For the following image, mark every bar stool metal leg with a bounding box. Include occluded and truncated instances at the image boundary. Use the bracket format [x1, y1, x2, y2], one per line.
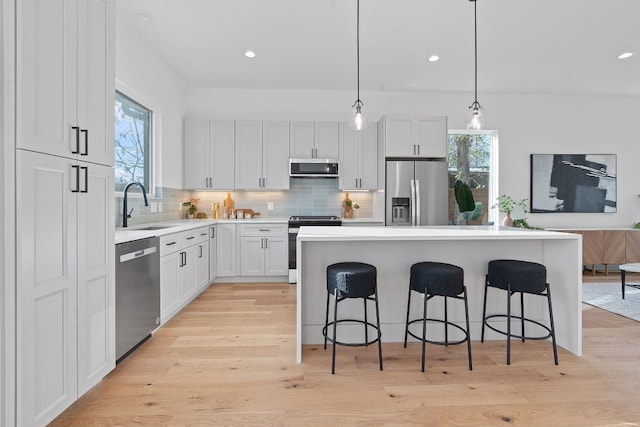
[404, 285, 412, 347]
[364, 298, 368, 347]
[463, 287, 473, 371]
[324, 291, 330, 350]
[520, 292, 525, 343]
[422, 287, 428, 372]
[331, 289, 338, 374]
[507, 284, 512, 366]
[374, 288, 383, 371]
[444, 296, 449, 346]
[547, 284, 559, 365]
[481, 276, 489, 342]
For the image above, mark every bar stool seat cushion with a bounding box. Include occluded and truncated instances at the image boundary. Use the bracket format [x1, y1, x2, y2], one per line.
[487, 259, 546, 294]
[327, 262, 377, 298]
[410, 262, 464, 296]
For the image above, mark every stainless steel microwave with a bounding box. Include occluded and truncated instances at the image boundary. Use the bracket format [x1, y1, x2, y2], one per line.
[289, 158, 339, 178]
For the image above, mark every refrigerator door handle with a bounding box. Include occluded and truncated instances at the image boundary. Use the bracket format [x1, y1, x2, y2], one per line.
[410, 179, 416, 226]
[415, 179, 421, 225]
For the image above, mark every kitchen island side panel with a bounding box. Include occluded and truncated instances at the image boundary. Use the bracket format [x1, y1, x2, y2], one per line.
[296, 230, 581, 363]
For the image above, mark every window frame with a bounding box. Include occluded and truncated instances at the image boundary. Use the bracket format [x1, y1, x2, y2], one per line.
[447, 129, 499, 224]
[114, 81, 158, 197]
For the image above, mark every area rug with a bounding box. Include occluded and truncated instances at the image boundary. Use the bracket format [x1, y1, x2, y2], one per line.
[582, 282, 640, 322]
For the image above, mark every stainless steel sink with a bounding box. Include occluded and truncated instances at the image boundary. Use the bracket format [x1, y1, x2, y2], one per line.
[135, 226, 172, 231]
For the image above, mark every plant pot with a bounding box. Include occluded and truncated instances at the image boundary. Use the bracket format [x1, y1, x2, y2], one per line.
[502, 212, 513, 227]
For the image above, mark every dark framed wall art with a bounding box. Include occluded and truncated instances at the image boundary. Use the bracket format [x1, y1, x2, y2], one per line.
[530, 154, 617, 213]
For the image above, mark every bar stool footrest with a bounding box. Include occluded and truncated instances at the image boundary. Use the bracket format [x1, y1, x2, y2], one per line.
[484, 314, 553, 341]
[322, 319, 381, 347]
[406, 318, 470, 346]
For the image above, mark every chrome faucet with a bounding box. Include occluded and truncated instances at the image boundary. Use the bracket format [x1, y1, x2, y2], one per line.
[122, 182, 149, 227]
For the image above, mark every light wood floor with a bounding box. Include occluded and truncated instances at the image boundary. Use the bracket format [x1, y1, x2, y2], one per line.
[51, 275, 640, 426]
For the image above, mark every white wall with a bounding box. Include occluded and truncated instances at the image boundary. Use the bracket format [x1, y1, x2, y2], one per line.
[187, 88, 640, 229]
[116, 19, 188, 189]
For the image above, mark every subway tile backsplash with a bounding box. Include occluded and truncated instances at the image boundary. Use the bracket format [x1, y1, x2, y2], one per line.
[115, 179, 375, 226]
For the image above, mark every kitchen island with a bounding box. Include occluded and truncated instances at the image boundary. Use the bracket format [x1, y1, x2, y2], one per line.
[296, 226, 582, 363]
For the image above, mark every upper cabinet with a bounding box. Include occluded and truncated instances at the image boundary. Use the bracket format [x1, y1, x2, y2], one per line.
[17, 0, 115, 166]
[379, 116, 447, 158]
[290, 121, 339, 159]
[339, 123, 378, 190]
[235, 121, 290, 190]
[183, 120, 235, 190]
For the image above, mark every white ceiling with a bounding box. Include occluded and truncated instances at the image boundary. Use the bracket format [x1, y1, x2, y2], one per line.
[117, 0, 640, 96]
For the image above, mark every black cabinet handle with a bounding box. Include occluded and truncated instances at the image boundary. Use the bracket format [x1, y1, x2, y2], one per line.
[71, 126, 80, 154]
[71, 165, 80, 192]
[210, 227, 215, 238]
[186, 236, 195, 240]
[165, 241, 177, 246]
[80, 166, 88, 193]
[81, 129, 88, 155]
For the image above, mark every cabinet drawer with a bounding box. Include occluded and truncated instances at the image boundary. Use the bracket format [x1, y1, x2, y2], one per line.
[239, 223, 287, 237]
[160, 234, 181, 256]
[182, 227, 209, 246]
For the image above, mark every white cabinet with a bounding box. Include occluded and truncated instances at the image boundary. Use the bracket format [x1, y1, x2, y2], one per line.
[208, 225, 217, 282]
[238, 224, 288, 276]
[194, 229, 210, 293]
[16, 150, 115, 425]
[14, 0, 115, 425]
[379, 116, 447, 158]
[235, 121, 289, 190]
[339, 123, 378, 190]
[18, 0, 114, 166]
[183, 120, 235, 190]
[216, 223, 238, 277]
[290, 121, 339, 159]
[159, 227, 209, 323]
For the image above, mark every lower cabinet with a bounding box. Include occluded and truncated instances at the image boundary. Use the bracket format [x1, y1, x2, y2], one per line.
[16, 150, 115, 426]
[239, 224, 288, 276]
[209, 225, 217, 282]
[159, 227, 209, 323]
[216, 223, 237, 276]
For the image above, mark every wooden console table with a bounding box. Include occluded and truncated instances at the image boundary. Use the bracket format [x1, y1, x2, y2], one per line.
[556, 229, 640, 275]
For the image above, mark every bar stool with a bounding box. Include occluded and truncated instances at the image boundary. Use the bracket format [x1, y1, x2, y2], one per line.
[404, 262, 472, 372]
[323, 262, 383, 374]
[481, 259, 558, 365]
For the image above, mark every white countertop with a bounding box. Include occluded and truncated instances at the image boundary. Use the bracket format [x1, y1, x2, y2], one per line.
[115, 217, 288, 244]
[297, 225, 579, 241]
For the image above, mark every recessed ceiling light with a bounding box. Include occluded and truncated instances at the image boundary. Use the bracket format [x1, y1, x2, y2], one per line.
[428, 55, 440, 62]
[135, 11, 153, 23]
[618, 52, 633, 59]
[245, 51, 256, 58]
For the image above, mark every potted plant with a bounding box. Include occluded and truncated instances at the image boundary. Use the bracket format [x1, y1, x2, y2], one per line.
[182, 198, 199, 219]
[493, 195, 528, 227]
[454, 180, 483, 225]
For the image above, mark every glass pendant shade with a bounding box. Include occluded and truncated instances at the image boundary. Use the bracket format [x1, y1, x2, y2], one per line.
[466, 102, 486, 130]
[350, 102, 368, 131]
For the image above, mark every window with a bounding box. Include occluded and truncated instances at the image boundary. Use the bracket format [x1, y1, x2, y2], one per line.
[114, 91, 152, 193]
[447, 131, 498, 225]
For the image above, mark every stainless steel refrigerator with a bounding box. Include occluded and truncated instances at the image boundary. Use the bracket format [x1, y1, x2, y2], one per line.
[385, 158, 448, 226]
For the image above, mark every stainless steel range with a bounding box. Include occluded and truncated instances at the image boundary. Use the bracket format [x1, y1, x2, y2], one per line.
[288, 215, 342, 283]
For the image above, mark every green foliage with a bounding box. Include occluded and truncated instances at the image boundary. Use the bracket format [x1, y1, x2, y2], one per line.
[493, 194, 528, 215]
[454, 180, 476, 213]
[633, 222, 640, 230]
[512, 218, 543, 230]
[461, 202, 483, 222]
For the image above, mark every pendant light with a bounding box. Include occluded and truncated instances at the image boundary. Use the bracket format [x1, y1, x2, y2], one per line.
[350, 0, 367, 131]
[466, 0, 486, 130]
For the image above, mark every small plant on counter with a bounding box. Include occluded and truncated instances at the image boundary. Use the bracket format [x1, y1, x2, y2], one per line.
[182, 198, 199, 216]
[633, 221, 640, 230]
[493, 194, 528, 216]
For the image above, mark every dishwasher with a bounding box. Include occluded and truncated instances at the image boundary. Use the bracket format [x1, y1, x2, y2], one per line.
[115, 237, 161, 362]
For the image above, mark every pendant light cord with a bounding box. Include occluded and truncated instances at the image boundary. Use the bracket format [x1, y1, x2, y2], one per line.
[353, 0, 362, 108]
[474, 0, 478, 105]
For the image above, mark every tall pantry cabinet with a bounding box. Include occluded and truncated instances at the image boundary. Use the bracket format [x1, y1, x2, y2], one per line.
[15, 1, 116, 426]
